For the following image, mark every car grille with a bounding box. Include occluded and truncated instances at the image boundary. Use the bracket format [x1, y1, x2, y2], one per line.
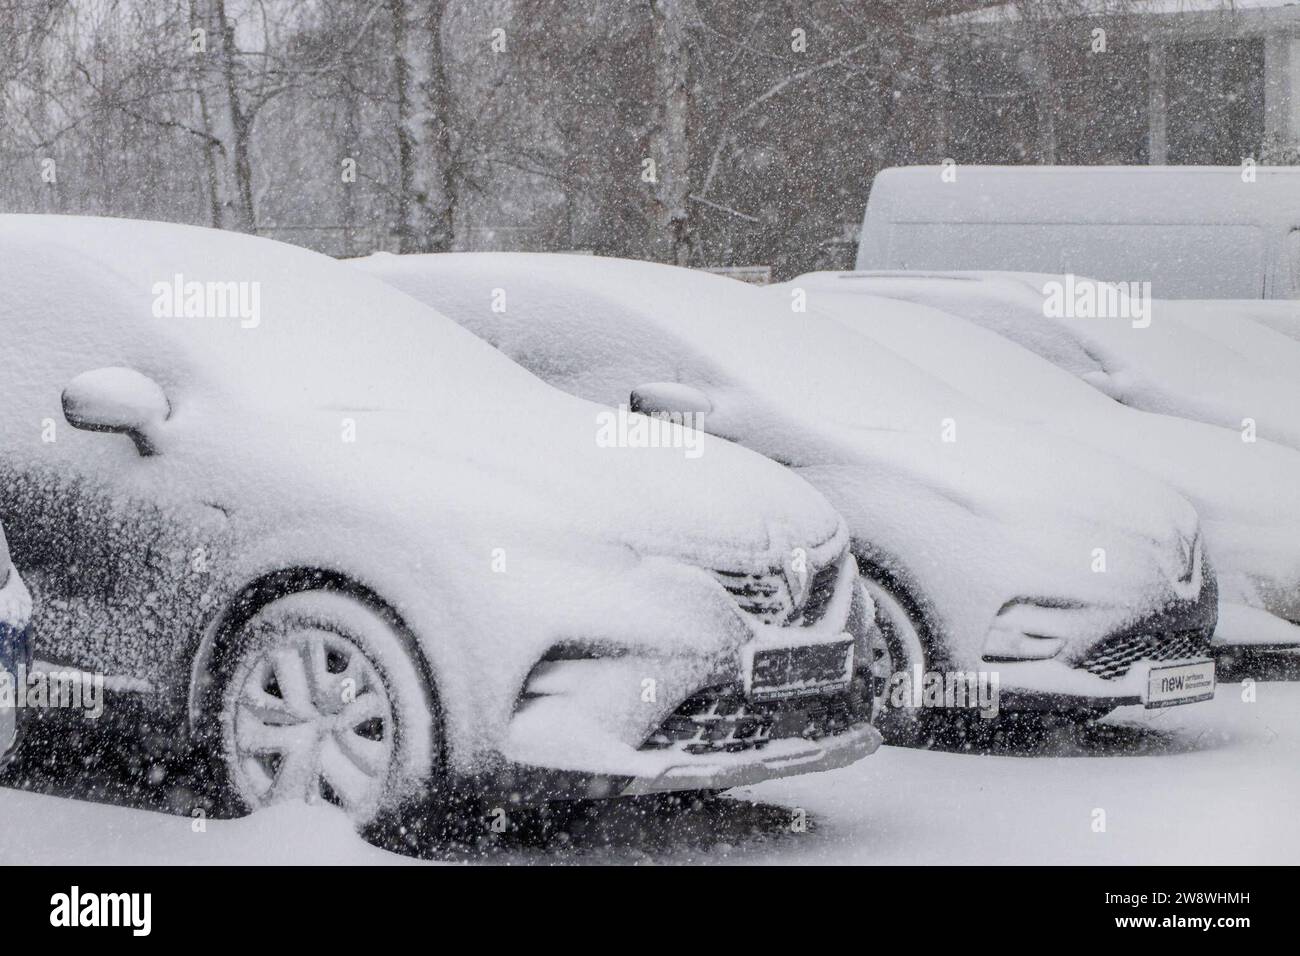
[1075, 628, 1213, 681]
[641, 682, 870, 756]
[715, 560, 840, 627]
[800, 564, 840, 624]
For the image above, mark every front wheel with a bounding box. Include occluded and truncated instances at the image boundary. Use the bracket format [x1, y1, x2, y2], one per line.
[861, 577, 929, 746]
[210, 590, 439, 826]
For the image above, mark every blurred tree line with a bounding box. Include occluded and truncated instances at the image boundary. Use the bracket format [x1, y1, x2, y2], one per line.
[3, 0, 1108, 278]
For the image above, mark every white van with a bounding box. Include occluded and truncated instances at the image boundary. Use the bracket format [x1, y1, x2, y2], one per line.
[856, 165, 1300, 299]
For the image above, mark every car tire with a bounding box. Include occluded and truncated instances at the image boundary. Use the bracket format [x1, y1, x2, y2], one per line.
[209, 590, 440, 827]
[862, 577, 930, 746]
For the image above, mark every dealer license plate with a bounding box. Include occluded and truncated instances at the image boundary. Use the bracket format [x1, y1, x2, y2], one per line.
[747, 639, 854, 702]
[1145, 659, 1216, 709]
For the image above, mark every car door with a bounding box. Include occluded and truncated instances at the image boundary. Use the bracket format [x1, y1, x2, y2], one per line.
[0, 330, 231, 694]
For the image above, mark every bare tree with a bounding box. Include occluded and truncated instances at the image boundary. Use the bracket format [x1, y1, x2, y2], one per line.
[647, 0, 697, 265]
[209, 0, 256, 230]
[0, 0, 1016, 274]
[389, 0, 456, 253]
[186, 0, 230, 227]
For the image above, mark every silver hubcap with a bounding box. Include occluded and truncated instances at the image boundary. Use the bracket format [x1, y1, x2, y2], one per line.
[224, 627, 395, 819]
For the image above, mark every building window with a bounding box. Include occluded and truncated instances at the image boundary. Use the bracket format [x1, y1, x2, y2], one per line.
[1166, 38, 1265, 164]
[946, 42, 1038, 164]
[1053, 42, 1150, 165]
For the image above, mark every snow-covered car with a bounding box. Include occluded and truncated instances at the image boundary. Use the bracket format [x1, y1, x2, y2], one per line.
[779, 275, 1300, 654]
[1155, 298, 1300, 372]
[0, 216, 885, 825]
[0, 520, 32, 767]
[825, 271, 1300, 453]
[355, 252, 1220, 738]
[1195, 300, 1300, 345]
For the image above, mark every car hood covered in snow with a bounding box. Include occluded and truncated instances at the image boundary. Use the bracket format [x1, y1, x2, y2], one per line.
[0, 217, 848, 770]
[782, 275, 1300, 645]
[355, 252, 1207, 669]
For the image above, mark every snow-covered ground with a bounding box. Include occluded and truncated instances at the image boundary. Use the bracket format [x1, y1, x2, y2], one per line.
[4, 660, 1296, 865]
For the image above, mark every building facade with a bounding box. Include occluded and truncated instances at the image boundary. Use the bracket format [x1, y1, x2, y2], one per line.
[939, 2, 1300, 166]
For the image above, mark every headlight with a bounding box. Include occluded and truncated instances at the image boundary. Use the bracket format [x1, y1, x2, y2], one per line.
[982, 629, 1064, 662]
[981, 599, 1088, 662]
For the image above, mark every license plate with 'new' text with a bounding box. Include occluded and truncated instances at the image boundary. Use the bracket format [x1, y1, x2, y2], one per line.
[1145, 659, 1216, 709]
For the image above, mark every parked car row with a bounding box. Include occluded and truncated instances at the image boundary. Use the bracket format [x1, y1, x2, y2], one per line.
[1, 207, 1283, 827]
[837, 164, 1300, 655]
[354, 252, 1224, 741]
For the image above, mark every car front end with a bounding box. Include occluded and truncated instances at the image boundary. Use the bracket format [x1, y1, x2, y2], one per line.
[984, 538, 1218, 713]
[493, 528, 885, 800]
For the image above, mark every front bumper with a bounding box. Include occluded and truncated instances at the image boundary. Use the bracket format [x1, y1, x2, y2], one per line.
[620, 719, 880, 794]
[492, 547, 881, 800]
[499, 670, 882, 800]
[985, 573, 1219, 711]
[992, 655, 1213, 710]
[488, 716, 881, 803]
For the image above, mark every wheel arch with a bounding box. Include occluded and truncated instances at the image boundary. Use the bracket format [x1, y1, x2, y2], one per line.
[851, 546, 952, 672]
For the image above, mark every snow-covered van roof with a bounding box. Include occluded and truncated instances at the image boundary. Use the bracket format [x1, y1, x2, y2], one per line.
[857, 165, 1300, 298]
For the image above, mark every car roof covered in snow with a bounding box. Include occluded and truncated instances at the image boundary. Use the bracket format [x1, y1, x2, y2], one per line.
[803, 270, 1300, 451]
[0, 216, 846, 572]
[0, 214, 559, 418]
[352, 250, 977, 437]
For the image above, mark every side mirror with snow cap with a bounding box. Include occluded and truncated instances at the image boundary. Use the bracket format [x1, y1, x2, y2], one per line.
[62, 367, 171, 457]
[628, 382, 712, 423]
